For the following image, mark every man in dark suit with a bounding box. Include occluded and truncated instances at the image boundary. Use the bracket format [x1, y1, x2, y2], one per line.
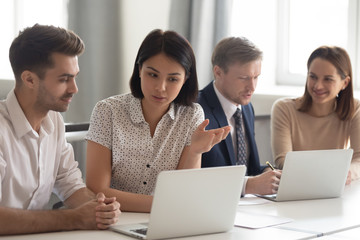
[198, 37, 281, 195]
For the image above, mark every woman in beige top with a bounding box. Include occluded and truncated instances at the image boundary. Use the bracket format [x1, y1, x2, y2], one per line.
[271, 46, 360, 184]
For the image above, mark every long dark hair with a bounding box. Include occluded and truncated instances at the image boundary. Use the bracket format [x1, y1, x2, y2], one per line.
[129, 29, 198, 106]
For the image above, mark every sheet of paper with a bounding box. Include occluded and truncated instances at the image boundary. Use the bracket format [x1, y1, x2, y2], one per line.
[234, 211, 293, 229]
[238, 194, 272, 206]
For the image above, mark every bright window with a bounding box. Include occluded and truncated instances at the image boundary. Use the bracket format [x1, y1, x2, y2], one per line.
[0, 0, 68, 80]
[230, 0, 277, 90]
[288, 0, 348, 75]
[279, 0, 352, 86]
[231, 0, 359, 90]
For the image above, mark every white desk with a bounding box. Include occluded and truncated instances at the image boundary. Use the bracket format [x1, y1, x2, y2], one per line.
[3, 181, 360, 240]
[2, 212, 315, 240]
[238, 180, 360, 236]
[1, 226, 315, 240]
[318, 227, 360, 239]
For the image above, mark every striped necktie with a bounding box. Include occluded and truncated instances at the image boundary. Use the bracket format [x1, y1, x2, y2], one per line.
[233, 108, 247, 166]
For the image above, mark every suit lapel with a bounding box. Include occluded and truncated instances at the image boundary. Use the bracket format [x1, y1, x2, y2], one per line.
[242, 105, 254, 145]
[204, 83, 237, 165]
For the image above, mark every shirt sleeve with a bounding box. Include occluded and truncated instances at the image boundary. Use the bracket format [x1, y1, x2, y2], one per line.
[241, 176, 248, 197]
[349, 101, 360, 180]
[53, 113, 85, 201]
[185, 103, 205, 146]
[85, 100, 113, 150]
[271, 99, 293, 169]
[0, 135, 6, 202]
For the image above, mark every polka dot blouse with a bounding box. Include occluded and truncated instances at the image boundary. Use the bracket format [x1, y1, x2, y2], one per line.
[85, 93, 204, 195]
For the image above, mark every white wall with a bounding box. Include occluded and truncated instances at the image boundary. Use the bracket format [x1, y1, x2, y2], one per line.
[252, 87, 303, 164]
[0, 79, 14, 99]
[119, 0, 171, 93]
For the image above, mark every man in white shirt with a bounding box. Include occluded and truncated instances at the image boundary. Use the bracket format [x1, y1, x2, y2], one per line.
[198, 37, 281, 195]
[0, 24, 120, 235]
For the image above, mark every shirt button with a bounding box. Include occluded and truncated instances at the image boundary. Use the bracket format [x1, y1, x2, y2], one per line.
[143, 181, 147, 185]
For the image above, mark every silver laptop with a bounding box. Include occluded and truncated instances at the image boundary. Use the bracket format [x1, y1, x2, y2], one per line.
[110, 166, 246, 239]
[259, 149, 353, 202]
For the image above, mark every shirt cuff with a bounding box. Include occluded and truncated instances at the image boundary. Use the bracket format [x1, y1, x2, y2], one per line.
[241, 176, 249, 197]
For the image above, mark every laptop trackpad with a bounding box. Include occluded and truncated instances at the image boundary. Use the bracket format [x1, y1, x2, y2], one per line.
[256, 194, 277, 201]
[131, 226, 148, 236]
[111, 223, 149, 238]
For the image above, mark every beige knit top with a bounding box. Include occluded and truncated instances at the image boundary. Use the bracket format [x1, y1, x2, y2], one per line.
[271, 97, 360, 180]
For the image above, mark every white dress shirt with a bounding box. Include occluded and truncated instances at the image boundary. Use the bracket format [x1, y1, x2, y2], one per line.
[213, 82, 250, 161]
[0, 90, 85, 210]
[213, 82, 249, 194]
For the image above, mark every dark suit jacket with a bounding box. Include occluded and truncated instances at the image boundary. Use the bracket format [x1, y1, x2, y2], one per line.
[198, 82, 265, 176]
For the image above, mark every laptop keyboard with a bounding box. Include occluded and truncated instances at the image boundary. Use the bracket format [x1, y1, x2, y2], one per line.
[131, 227, 148, 236]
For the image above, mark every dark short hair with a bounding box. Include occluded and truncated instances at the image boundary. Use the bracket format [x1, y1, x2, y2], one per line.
[9, 24, 85, 82]
[212, 37, 263, 73]
[130, 29, 198, 106]
[299, 46, 354, 121]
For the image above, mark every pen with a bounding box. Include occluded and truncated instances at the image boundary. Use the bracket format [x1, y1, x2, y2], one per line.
[266, 161, 275, 171]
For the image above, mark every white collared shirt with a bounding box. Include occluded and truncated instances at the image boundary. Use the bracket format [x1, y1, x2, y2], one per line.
[86, 93, 204, 195]
[0, 90, 85, 210]
[213, 82, 249, 161]
[213, 82, 250, 194]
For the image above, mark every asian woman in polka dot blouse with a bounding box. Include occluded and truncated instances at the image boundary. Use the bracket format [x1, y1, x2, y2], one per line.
[85, 29, 231, 213]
